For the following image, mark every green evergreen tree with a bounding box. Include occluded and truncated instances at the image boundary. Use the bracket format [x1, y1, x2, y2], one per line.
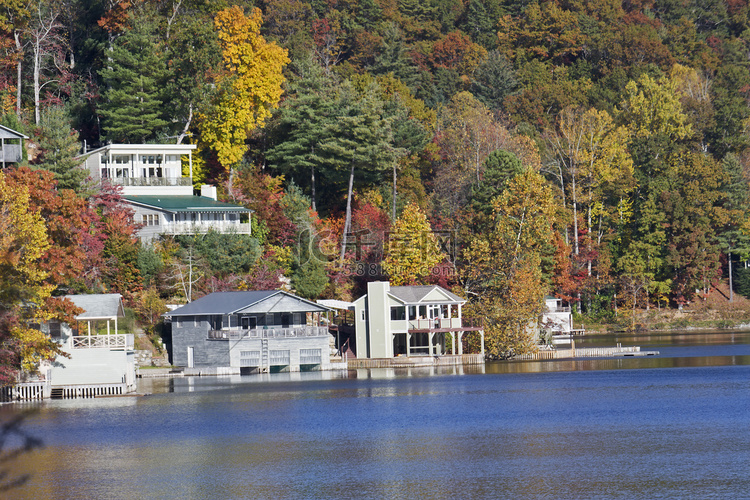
[371, 23, 417, 86]
[99, 16, 169, 143]
[284, 184, 329, 299]
[470, 51, 519, 110]
[31, 106, 88, 193]
[470, 150, 525, 218]
[460, 0, 502, 49]
[266, 56, 337, 212]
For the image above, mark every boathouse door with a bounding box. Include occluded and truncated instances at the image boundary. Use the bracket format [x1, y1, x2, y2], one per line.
[187, 347, 194, 368]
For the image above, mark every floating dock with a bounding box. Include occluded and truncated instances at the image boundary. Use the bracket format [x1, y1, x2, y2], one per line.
[514, 344, 659, 361]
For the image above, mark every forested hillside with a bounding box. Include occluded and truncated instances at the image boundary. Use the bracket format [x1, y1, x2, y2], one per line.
[3, 0, 750, 366]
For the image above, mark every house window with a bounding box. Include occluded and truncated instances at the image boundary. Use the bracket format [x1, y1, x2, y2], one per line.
[241, 317, 257, 330]
[49, 321, 61, 340]
[361, 310, 366, 321]
[176, 318, 183, 328]
[390, 306, 405, 321]
[408, 306, 416, 320]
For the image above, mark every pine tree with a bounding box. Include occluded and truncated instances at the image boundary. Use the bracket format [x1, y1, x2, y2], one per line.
[99, 15, 168, 143]
[31, 106, 88, 192]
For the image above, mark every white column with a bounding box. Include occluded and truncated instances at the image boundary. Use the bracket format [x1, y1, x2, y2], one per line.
[428, 332, 433, 356]
[480, 330, 485, 356]
[458, 332, 463, 355]
[451, 332, 455, 355]
[406, 333, 411, 357]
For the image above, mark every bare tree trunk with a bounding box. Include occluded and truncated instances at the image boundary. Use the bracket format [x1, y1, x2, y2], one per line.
[14, 31, 22, 116]
[571, 174, 579, 255]
[311, 162, 316, 213]
[176, 104, 193, 144]
[392, 163, 397, 222]
[729, 249, 734, 303]
[339, 164, 355, 263]
[34, 41, 41, 124]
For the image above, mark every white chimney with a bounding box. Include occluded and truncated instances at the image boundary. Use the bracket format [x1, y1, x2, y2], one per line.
[201, 184, 217, 200]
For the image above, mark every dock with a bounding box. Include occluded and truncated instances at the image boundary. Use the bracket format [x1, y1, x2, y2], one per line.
[347, 354, 484, 369]
[514, 345, 659, 361]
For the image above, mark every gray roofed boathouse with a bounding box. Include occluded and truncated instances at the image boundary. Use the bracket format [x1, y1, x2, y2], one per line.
[167, 290, 333, 373]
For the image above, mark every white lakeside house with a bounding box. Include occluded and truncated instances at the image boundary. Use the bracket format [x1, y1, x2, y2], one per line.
[79, 144, 252, 242]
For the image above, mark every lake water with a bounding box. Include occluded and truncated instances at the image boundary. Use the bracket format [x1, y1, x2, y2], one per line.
[2, 331, 750, 499]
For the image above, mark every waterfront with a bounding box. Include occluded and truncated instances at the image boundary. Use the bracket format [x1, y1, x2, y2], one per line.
[2, 331, 750, 499]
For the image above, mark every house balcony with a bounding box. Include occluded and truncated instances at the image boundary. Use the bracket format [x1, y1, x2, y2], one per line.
[208, 326, 330, 341]
[70, 334, 134, 350]
[108, 177, 192, 187]
[407, 318, 483, 333]
[161, 221, 251, 236]
[0, 144, 22, 163]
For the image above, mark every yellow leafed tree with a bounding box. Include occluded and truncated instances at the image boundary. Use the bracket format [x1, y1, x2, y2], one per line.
[0, 171, 64, 374]
[382, 203, 445, 285]
[199, 6, 290, 167]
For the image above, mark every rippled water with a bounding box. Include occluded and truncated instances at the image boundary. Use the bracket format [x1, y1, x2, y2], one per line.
[2, 331, 750, 499]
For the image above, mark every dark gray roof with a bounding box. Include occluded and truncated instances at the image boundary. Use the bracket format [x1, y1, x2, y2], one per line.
[65, 294, 125, 320]
[166, 290, 331, 316]
[388, 285, 465, 304]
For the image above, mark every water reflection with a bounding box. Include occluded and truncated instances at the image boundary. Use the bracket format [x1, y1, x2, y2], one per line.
[3, 330, 750, 500]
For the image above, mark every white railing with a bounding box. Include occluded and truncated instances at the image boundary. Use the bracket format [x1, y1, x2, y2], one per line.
[109, 177, 192, 187]
[407, 318, 482, 330]
[546, 306, 571, 313]
[71, 334, 134, 350]
[162, 222, 251, 235]
[1, 379, 51, 402]
[209, 326, 329, 340]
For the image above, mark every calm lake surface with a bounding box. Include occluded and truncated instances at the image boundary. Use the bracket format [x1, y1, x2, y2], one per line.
[2, 331, 750, 499]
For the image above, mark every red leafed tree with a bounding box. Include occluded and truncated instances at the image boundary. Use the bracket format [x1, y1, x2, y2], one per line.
[231, 166, 296, 245]
[91, 182, 143, 297]
[3, 166, 105, 291]
[351, 199, 390, 263]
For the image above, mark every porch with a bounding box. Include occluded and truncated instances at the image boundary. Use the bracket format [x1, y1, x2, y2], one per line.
[70, 333, 134, 350]
[162, 221, 251, 235]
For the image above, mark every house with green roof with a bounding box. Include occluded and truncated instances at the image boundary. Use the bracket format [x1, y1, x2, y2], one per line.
[79, 143, 252, 241]
[125, 193, 252, 242]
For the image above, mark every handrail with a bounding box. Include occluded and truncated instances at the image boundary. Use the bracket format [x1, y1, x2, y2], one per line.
[408, 318, 483, 330]
[208, 326, 329, 340]
[163, 222, 251, 235]
[108, 177, 192, 187]
[70, 334, 134, 349]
